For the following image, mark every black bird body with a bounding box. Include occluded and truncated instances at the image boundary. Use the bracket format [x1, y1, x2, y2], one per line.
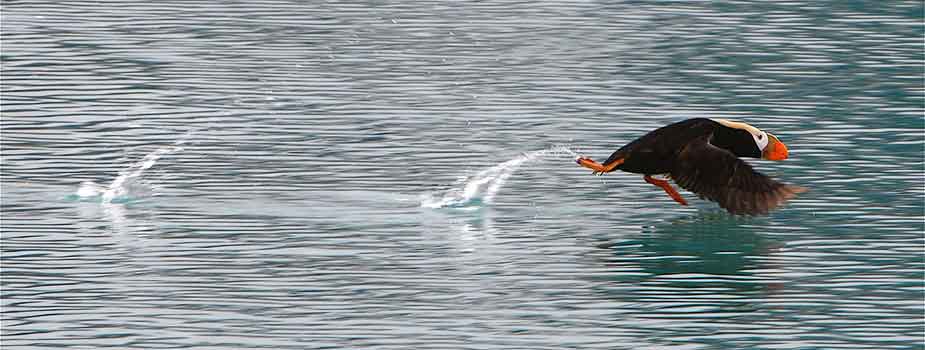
[604, 118, 713, 174]
[604, 118, 760, 174]
[577, 118, 804, 215]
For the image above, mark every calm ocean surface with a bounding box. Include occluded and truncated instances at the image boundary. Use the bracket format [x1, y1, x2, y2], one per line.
[2, 1, 923, 349]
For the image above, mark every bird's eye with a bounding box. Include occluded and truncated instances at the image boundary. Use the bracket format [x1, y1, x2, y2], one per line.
[757, 133, 764, 140]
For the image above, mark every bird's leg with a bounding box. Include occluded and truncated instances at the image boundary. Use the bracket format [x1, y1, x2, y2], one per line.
[644, 175, 688, 206]
[576, 157, 624, 175]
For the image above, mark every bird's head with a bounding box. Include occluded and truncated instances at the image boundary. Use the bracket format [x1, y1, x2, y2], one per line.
[711, 119, 789, 160]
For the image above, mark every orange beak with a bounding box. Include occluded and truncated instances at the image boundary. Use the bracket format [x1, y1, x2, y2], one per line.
[762, 134, 788, 160]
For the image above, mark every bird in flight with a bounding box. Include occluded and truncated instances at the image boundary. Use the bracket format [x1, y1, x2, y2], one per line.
[576, 118, 805, 215]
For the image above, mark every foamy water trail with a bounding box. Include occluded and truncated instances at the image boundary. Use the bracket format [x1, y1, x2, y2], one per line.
[100, 145, 184, 203]
[77, 134, 192, 203]
[421, 145, 578, 209]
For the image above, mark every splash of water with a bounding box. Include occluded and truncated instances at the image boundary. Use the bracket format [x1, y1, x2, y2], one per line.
[76, 137, 189, 203]
[102, 145, 183, 203]
[421, 145, 578, 209]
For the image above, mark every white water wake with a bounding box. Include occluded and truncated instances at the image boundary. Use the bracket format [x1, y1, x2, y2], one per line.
[76, 137, 190, 203]
[421, 145, 578, 209]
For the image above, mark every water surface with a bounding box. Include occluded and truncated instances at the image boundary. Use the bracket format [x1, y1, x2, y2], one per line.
[2, 1, 923, 349]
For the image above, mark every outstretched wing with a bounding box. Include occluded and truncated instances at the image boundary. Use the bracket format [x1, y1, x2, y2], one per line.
[670, 136, 805, 215]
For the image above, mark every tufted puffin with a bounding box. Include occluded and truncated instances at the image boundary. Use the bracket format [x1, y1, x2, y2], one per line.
[576, 118, 805, 215]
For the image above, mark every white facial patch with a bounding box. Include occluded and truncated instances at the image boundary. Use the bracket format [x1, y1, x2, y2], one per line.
[711, 118, 769, 151]
[753, 131, 769, 151]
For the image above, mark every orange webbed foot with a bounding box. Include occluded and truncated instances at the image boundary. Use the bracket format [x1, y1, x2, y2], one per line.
[576, 156, 623, 175]
[644, 175, 688, 206]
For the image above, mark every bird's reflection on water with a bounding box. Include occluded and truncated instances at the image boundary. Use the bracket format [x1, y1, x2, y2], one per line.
[593, 213, 785, 309]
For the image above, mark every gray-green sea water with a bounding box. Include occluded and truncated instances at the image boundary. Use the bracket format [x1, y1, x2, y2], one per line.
[2, 1, 923, 349]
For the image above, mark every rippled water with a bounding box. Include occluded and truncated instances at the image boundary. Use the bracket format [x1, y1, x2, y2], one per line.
[2, 1, 923, 349]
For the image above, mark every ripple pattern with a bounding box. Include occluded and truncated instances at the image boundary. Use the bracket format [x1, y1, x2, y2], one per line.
[2, 1, 923, 349]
